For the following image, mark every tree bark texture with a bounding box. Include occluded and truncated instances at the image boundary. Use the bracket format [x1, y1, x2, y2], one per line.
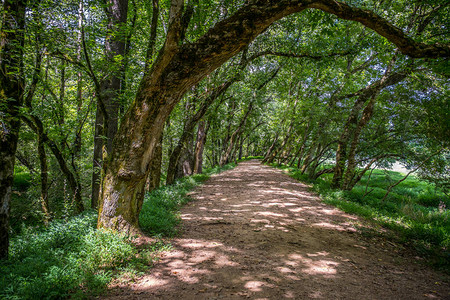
[147, 132, 163, 192]
[91, 0, 129, 205]
[193, 121, 208, 174]
[98, 0, 450, 234]
[0, 0, 26, 260]
[102, 0, 129, 153]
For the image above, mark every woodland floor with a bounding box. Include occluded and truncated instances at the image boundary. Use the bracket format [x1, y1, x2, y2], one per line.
[103, 160, 450, 300]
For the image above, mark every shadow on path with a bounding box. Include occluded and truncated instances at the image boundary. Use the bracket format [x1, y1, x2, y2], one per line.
[104, 160, 449, 299]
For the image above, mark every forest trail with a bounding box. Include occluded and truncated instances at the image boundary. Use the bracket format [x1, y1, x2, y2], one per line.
[104, 160, 449, 300]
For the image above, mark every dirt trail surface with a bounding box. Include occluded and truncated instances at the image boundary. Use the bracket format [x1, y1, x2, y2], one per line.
[104, 160, 449, 299]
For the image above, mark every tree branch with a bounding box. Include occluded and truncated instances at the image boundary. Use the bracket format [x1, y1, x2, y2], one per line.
[310, 0, 449, 58]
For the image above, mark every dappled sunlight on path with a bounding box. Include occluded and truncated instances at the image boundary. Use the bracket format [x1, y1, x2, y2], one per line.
[104, 160, 449, 299]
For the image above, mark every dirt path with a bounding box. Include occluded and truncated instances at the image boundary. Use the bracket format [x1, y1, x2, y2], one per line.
[105, 160, 449, 299]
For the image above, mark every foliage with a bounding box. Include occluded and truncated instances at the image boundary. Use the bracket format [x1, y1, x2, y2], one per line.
[0, 211, 163, 299]
[2, 0, 449, 293]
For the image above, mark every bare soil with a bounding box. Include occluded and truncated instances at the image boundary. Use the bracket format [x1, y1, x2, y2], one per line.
[103, 160, 449, 299]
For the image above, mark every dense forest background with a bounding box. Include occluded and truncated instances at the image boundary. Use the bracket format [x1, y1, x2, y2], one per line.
[0, 0, 449, 297]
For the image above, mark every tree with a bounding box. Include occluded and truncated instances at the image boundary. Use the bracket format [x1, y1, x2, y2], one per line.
[97, 0, 450, 234]
[91, 0, 129, 208]
[0, 0, 27, 260]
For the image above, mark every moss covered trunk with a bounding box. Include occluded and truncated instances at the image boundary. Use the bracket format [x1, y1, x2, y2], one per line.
[0, 0, 26, 260]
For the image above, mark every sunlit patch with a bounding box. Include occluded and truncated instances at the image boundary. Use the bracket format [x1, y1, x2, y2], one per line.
[353, 244, 367, 250]
[229, 204, 252, 207]
[244, 280, 265, 292]
[302, 260, 338, 276]
[276, 266, 295, 274]
[215, 254, 239, 267]
[288, 253, 303, 260]
[284, 260, 299, 267]
[181, 214, 193, 220]
[311, 222, 348, 231]
[289, 207, 304, 212]
[187, 250, 215, 263]
[248, 200, 261, 203]
[261, 203, 284, 208]
[162, 250, 185, 259]
[250, 218, 270, 224]
[255, 211, 287, 217]
[167, 259, 187, 268]
[181, 240, 223, 249]
[135, 277, 169, 289]
[322, 208, 340, 214]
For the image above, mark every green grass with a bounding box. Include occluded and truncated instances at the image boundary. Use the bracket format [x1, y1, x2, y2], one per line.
[1, 163, 239, 299]
[139, 162, 237, 237]
[237, 155, 264, 161]
[271, 163, 450, 270]
[0, 210, 167, 299]
[12, 171, 32, 192]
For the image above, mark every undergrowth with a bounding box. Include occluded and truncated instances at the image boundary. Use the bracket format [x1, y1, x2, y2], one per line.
[272, 163, 450, 271]
[0, 210, 167, 299]
[2, 162, 238, 299]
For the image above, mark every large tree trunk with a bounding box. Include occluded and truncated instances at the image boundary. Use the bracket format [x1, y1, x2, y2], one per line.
[193, 121, 208, 174]
[147, 132, 163, 192]
[0, 0, 26, 260]
[176, 144, 194, 178]
[102, 0, 129, 153]
[97, 0, 449, 234]
[91, 0, 129, 206]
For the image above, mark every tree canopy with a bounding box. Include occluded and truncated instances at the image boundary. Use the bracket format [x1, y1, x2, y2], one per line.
[0, 0, 448, 259]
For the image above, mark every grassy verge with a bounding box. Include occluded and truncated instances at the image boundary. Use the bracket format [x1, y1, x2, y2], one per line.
[139, 162, 237, 237]
[1, 162, 237, 299]
[271, 163, 450, 271]
[0, 210, 166, 299]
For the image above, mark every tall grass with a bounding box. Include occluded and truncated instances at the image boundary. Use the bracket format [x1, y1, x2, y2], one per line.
[273, 164, 450, 270]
